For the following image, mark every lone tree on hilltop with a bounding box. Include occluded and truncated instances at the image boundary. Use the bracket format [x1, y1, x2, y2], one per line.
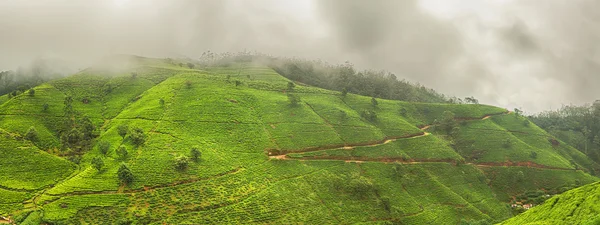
[190, 146, 201, 162]
[92, 156, 104, 171]
[118, 163, 134, 185]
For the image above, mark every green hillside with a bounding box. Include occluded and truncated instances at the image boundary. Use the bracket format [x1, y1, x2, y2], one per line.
[500, 181, 600, 225]
[0, 56, 597, 224]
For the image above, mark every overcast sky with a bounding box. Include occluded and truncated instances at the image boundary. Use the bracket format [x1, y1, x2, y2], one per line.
[0, 0, 598, 113]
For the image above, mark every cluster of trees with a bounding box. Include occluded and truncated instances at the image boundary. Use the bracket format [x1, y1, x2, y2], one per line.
[1, 58, 72, 96]
[194, 51, 458, 103]
[529, 101, 600, 163]
[174, 146, 202, 171]
[60, 96, 97, 154]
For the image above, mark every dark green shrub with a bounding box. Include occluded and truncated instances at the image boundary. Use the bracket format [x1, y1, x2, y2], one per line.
[92, 156, 104, 171]
[25, 126, 38, 141]
[118, 164, 134, 185]
[98, 141, 110, 155]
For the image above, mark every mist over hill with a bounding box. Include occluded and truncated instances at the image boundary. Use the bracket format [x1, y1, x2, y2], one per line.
[1, 0, 600, 113]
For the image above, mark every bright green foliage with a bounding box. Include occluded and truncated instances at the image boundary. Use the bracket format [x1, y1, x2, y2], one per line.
[501, 182, 600, 225]
[92, 156, 104, 171]
[2, 56, 599, 224]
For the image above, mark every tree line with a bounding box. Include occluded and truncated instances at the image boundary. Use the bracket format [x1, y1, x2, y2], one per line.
[529, 101, 600, 163]
[195, 51, 474, 104]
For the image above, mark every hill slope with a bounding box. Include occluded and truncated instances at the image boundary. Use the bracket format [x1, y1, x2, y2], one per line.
[500, 181, 600, 225]
[0, 56, 597, 224]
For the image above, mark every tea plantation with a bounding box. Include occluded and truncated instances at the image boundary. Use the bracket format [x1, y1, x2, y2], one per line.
[0, 56, 597, 224]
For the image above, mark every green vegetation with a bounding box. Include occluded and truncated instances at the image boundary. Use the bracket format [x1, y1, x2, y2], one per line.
[530, 102, 600, 173]
[0, 55, 597, 224]
[501, 182, 600, 225]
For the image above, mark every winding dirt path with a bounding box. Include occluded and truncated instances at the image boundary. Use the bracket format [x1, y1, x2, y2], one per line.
[268, 132, 430, 159]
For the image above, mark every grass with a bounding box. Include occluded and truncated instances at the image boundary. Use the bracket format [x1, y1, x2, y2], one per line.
[1, 56, 597, 224]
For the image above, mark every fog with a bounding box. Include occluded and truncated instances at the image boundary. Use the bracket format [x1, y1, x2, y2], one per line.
[0, 0, 598, 113]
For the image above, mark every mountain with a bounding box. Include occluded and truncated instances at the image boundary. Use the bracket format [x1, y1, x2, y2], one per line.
[0, 55, 597, 224]
[500, 181, 600, 225]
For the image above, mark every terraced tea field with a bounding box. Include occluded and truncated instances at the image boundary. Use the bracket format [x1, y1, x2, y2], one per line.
[0, 56, 597, 224]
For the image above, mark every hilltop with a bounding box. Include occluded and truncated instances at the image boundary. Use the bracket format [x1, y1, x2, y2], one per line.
[0, 55, 597, 224]
[500, 181, 600, 225]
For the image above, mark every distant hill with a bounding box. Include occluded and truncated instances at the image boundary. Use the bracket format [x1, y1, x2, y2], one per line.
[0, 55, 597, 224]
[500, 181, 600, 225]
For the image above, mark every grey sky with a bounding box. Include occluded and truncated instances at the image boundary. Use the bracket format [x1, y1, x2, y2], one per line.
[0, 0, 598, 113]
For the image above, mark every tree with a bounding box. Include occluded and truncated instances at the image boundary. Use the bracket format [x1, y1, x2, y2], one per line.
[341, 88, 348, 97]
[399, 107, 407, 117]
[287, 81, 296, 91]
[159, 98, 165, 107]
[523, 119, 530, 127]
[185, 80, 192, 88]
[190, 146, 201, 162]
[117, 145, 128, 159]
[514, 108, 522, 117]
[361, 110, 377, 122]
[234, 80, 242, 86]
[516, 171, 525, 182]
[63, 96, 74, 117]
[530, 151, 538, 159]
[43, 103, 49, 112]
[464, 96, 479, 104]
[25, 126, 38, 141]
[339, 110, 347, 121]
[118, 164, 134, 185]
[186, 63, 195, 69]
[371, 97, 378, 107]
[79, 116, 95, 141]
[287, 93, 300, 107]
[98, 140, 110, 155]
[66, 128, 83, 145]
[439, 111, 457, 133]
[117, 124, 129, 139]
[91, 156, 104, 171]
[28, 89, 35, 96]
[130, 127, 146, 146]
[502, 138, 512, 149]
[131, 72, 138, 79]
[175, 155, 189, 171]
[348, 175, 375, 198]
